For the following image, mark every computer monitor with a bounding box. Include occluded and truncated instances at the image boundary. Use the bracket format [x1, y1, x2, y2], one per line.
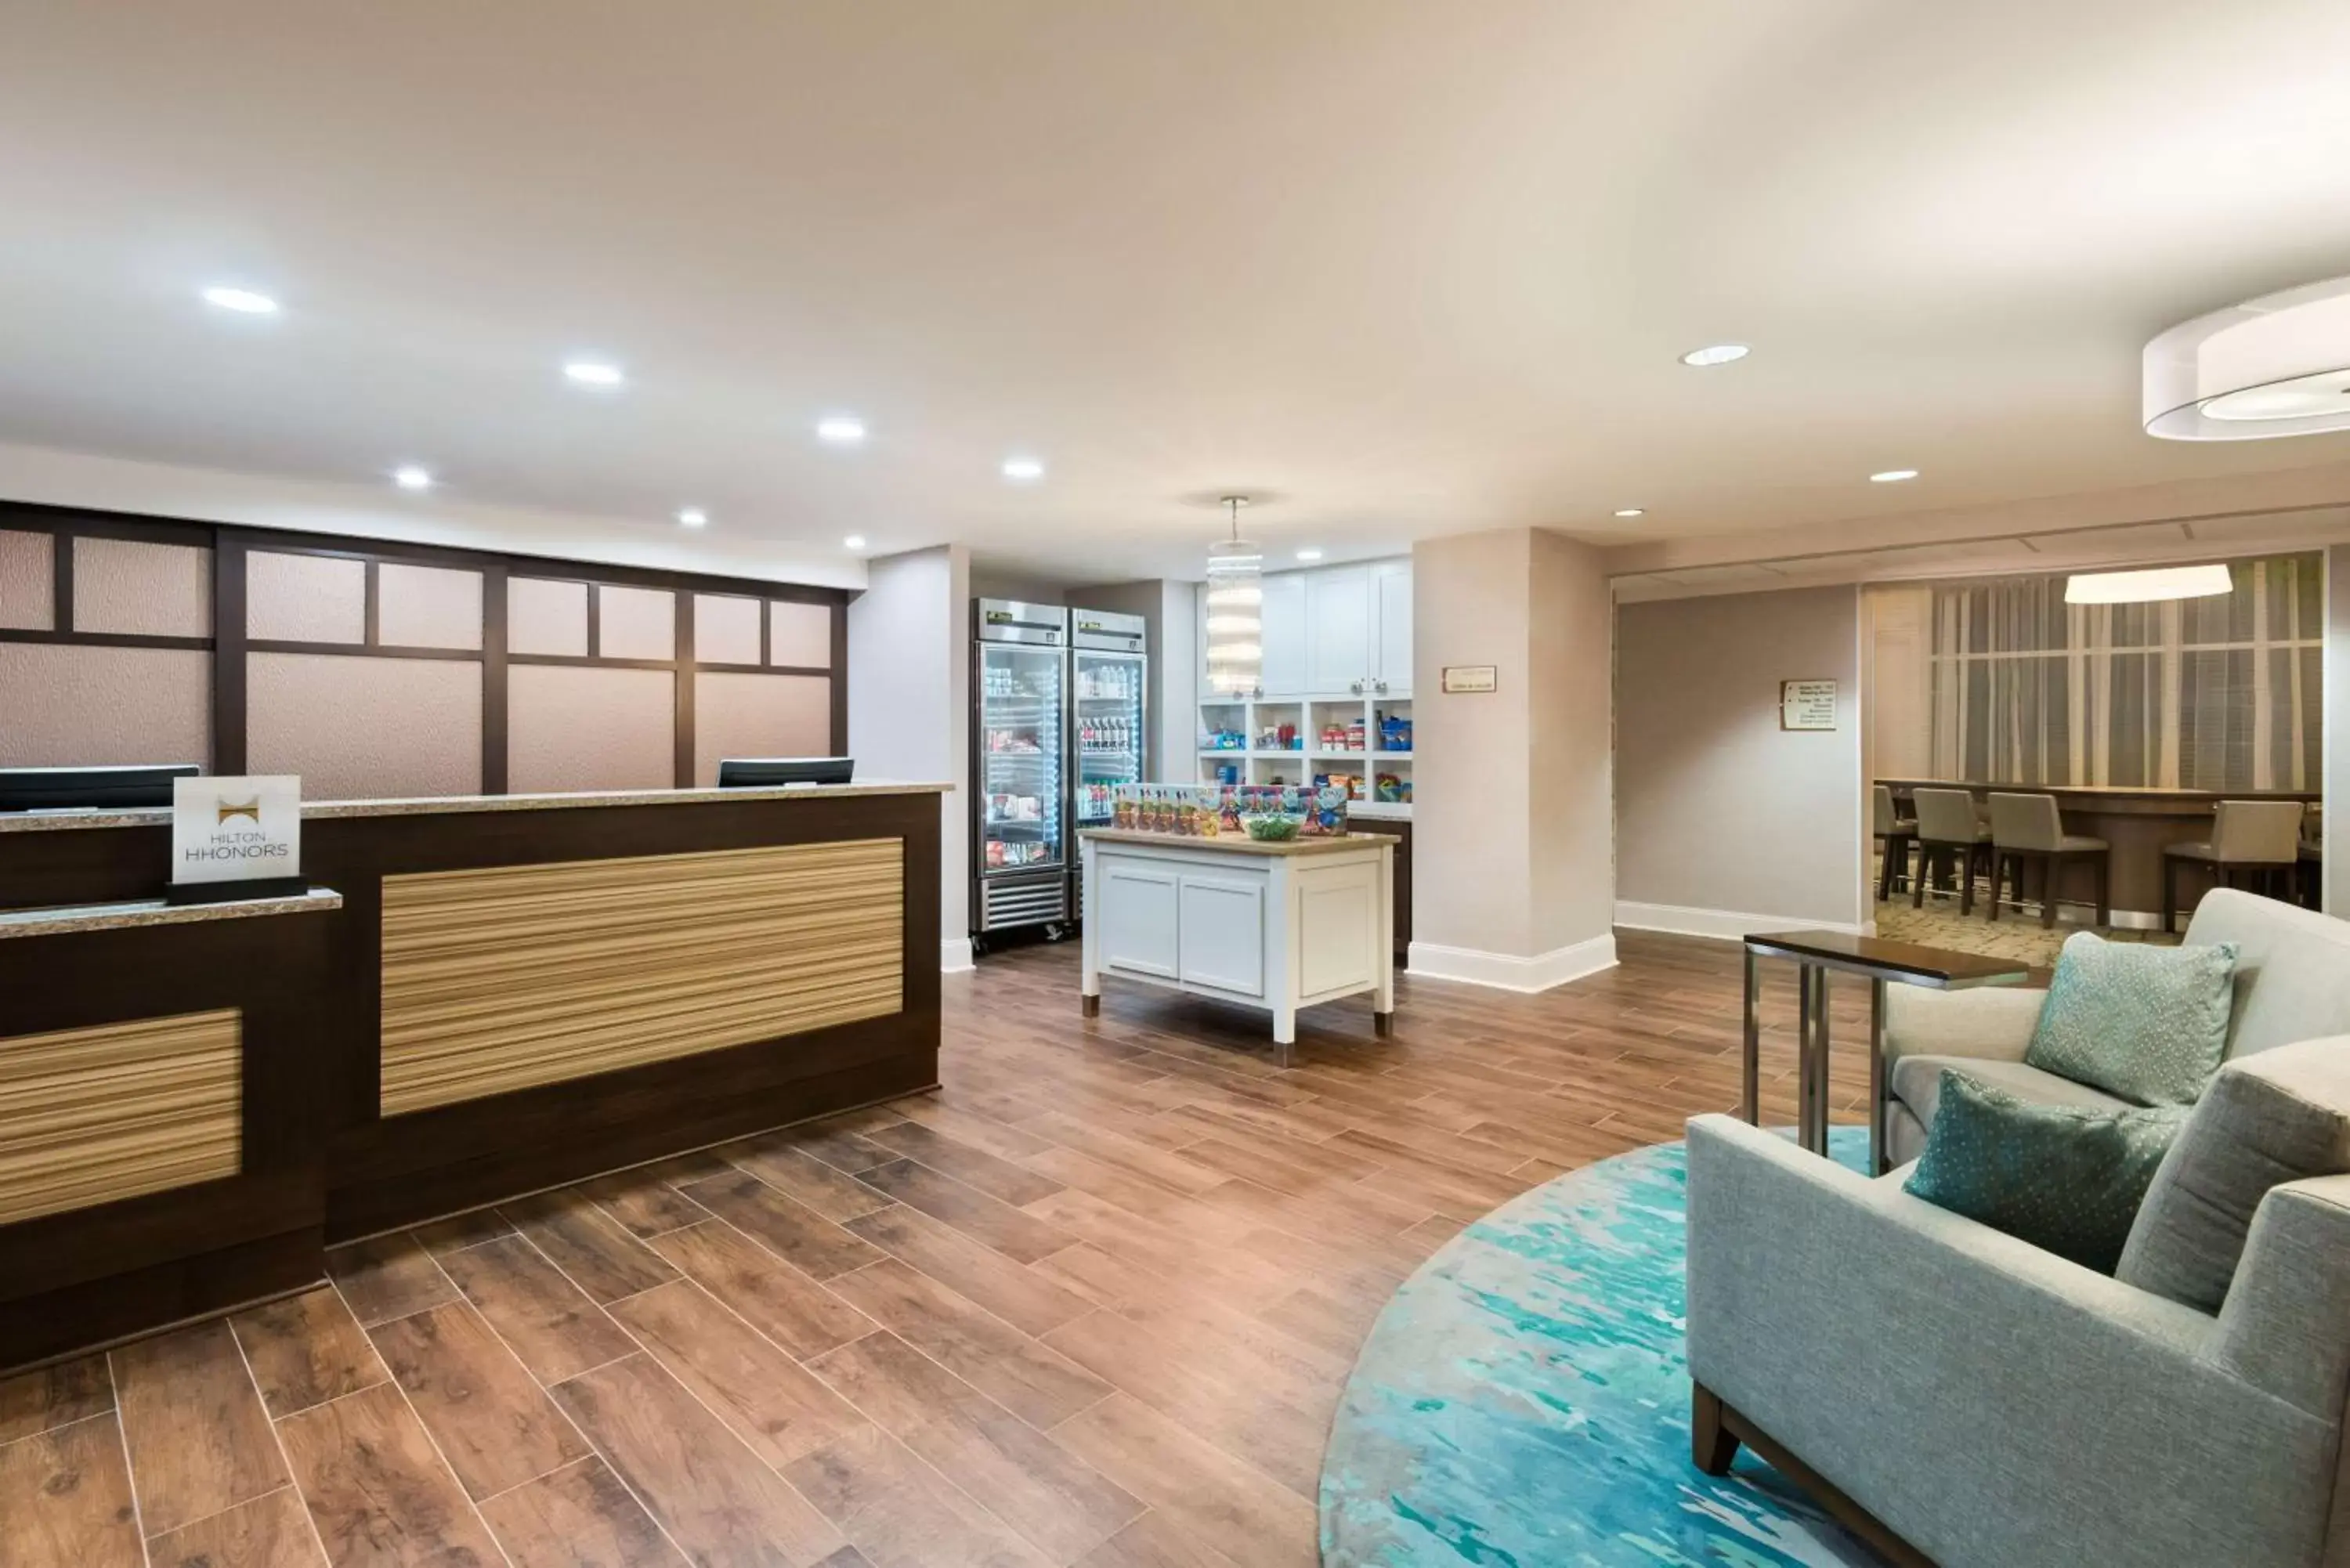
[0, 763, 201, 812]
[717, 757, 855, 789]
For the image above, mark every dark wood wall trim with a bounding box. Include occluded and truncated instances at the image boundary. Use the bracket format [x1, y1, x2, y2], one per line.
[481, 564, 509, 793]
[212, 533, 249, 774]
[2, 500, 855, 794]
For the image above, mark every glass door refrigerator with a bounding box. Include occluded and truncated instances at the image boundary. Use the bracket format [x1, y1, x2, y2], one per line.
[971, 599, 1069, 949]
[1068, 608, 1148, 922]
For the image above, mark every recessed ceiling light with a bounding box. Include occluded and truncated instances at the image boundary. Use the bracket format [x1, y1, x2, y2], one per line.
[1295, 547, 1324, 562]
[562, 360, 625, 388]
[677, 508, 707, 527]
[816, 416, 866, 445]
[1614, 508, 1646, 518]
[1679, 344, 1749, 367]
[1869, 468, 1920, 483]
[843, 534, 868, 551]
[1001, 457, 1045, 482]
[201, 286, 279, 315]
[392, 465, 434, 491]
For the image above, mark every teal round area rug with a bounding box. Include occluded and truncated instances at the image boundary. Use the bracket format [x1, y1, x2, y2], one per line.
[1319, 1129, 1882, 1567]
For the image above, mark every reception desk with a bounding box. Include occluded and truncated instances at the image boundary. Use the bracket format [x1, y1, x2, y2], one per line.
[0, 782, 944, 1367]
[1878, 780, 2320, 923]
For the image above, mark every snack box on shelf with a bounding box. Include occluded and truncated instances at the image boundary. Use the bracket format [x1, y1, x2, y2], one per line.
[1109, 782, 1348, 840]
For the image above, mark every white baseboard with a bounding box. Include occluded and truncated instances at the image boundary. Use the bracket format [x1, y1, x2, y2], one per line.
[1407, 934, 1618, 993]
[940, 937, 975, 974]
[1614, 901, 1866, 941]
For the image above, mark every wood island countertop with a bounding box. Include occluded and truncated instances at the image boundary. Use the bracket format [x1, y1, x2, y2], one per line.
[1079, 828, 1393, 857]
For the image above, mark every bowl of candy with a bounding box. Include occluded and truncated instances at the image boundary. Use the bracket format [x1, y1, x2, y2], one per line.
[1245, 815, 1300, 842]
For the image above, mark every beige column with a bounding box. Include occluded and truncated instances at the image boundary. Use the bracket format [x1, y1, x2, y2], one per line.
[1409, 529, 1615, 988]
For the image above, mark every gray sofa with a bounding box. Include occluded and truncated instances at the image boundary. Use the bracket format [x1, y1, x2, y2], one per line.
[1683, 891, 2350, 1568]
[1884, 888, 2350, 1165]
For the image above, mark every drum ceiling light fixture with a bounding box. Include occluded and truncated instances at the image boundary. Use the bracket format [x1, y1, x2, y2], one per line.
[2144, 274, 2350, 439]
[1203, 495, 1264, 696]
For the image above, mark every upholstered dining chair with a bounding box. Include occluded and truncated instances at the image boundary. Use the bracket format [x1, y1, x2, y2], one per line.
[1873, 784, 1917, 903]
[1911, 787, 1991, 916]
[1986, 792, 2110, 928]
[2164, 800, 2306, 934]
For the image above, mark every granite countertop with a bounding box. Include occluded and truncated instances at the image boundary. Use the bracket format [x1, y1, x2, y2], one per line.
[0, 780, 954, 834]
[1347, 801, 1412, 821]
[0, 887, 344, 940]
[1079, 828, 1395, 858]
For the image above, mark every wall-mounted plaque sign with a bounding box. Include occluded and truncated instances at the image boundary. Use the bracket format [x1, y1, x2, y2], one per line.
[1441, 665, 1499, 694]
[168, 775, 306, 904]
[1779, 679, 1839, 732]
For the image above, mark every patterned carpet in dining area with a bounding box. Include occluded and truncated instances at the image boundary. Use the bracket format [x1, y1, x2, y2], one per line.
[1319, 1129, 1884, 1567]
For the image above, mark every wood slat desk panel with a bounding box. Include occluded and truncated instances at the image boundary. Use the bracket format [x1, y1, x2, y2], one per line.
[379, 839, 904, 1115]
[0, 1010, 241, 1227]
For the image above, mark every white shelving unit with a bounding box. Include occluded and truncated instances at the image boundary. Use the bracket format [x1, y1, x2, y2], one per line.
[1194, 556, 1415, 808]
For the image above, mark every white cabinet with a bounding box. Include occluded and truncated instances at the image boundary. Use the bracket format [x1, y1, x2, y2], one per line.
[1175, 875, 1265, 995]
[1372, 560, 1412, 695]
[1259, 572, 1307, 698]
[1306, 565, 1372, 694]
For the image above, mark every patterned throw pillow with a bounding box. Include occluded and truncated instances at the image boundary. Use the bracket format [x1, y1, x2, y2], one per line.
[2025, 931, 2238, 1106]
[1904, 1070, 2188, 1274]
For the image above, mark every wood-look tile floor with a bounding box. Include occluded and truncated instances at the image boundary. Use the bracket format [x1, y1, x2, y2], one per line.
[0, 930, 1875, 1568]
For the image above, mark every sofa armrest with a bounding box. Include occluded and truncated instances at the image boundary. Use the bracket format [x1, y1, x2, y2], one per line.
[1684, 1114, 2335, 1568]
[1883, 982, 2046, 1064]
[2211, 1174, 2350, 1422]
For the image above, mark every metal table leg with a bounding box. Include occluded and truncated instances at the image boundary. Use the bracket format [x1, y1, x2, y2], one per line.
[1799, 963, 1831, 1155]
[1868, 977, 1888, 1174]
[1740, 945, 1760, 1125]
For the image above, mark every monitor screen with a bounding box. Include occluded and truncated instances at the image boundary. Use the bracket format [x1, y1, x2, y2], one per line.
[0, 763, 201, 813]
[717, 757, 855, 789]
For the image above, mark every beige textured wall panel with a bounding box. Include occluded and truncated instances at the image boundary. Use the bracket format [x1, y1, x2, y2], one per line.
[771, 600, 832, 668]
[0, 1010, 241, 1226]
[73, 537, 211, 637]
[694, 593, 762, 665]
[599, 584, 675, 659]
[379, 563, 483, 650]
[0, 645, 211, 768]
[694, 672, 834, 786]
[508, 663, 673, 793]
[0, 529, 52, 630]
[378, 839, 904, 1115]
[249, 652, 483, 800]
[509, 577, 588, 656]
[248, 551, 365, 643]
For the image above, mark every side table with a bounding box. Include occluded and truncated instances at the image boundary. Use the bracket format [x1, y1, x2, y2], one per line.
[1741, 930, 2030, 1173]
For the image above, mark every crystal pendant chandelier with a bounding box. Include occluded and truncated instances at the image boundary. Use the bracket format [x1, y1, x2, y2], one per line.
[1203, 496, 1264, 697]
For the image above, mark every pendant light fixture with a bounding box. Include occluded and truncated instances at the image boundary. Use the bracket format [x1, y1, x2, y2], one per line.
[2063, 563, 2234, 605]
[1203, 496, 1264, 696]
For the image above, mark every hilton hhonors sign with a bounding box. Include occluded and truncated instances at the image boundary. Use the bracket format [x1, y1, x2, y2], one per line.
[169, 775, 304, 903]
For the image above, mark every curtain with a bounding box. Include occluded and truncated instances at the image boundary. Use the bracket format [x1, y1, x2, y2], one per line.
[1927, 553, 2322, 790]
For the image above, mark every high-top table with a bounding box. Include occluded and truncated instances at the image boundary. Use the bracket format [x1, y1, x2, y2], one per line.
[1741, 930, 2030, 1173]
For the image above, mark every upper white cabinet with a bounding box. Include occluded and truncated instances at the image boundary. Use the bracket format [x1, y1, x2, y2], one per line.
[1372, 560, 1412, 695]
[1259, 572, 1308, 697]
[1202, 556, 1411, 699]
[1306, 566, 1372, 694]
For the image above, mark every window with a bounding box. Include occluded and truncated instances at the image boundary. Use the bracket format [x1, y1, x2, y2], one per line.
[1928, 553, 2322, 791]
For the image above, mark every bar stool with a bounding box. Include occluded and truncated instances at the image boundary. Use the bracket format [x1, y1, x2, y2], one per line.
[1987, 791, 2110, 929]
[1911, 787, 1992, 916]
[2163, 800, 2306, 934]
[1873, 784, 1917, 903]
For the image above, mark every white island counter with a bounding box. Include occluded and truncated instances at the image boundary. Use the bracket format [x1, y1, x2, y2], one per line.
[1078, 828, 1395, 1062]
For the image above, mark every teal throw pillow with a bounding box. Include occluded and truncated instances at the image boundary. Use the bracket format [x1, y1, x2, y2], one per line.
[1904, 1070, 2187, 1274]
[2024, 931, 2237, 1106]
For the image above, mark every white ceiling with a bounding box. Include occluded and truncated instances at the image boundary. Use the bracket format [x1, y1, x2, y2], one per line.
[5, 0, 2350, 585]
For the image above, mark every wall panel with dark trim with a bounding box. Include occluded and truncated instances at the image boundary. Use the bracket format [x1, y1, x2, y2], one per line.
[0, 501, 850, 797]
